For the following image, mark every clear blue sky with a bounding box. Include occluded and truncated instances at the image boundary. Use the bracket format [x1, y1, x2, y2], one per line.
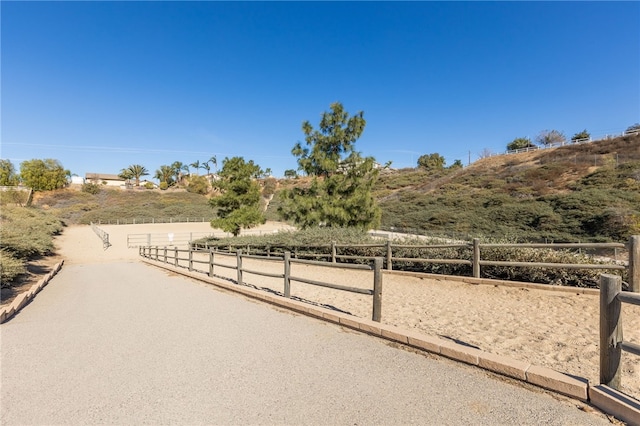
[2, 1, 639, 178]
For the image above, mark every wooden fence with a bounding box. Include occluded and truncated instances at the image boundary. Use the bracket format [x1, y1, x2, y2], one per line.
[139, 246, 384, 322]
[600, 274, 640, 393]
[194, 236, 638, 292]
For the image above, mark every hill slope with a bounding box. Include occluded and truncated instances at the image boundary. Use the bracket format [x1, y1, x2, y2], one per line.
[374, 134, 640, 242]
[29, 133, 640, 243]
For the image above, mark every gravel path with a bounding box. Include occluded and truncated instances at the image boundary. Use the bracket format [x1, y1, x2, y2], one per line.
[1, 261, 613, 425]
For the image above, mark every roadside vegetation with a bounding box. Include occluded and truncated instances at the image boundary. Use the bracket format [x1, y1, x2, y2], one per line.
[0, 205, 64, 287]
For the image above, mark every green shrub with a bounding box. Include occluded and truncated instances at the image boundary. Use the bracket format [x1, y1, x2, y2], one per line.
[187, 176, 209, 195]
[159, 181, 169, 190]
[81, 183, 101, 194]
[0, 249, 26, 288]
[195, 228, 621, 288]
[0, 206, 63, 257]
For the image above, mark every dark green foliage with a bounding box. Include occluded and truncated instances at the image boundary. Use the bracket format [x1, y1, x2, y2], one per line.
[210, 157, 265, 236]
[279, 154, 381, 229]
[280, 102, 380, 229]
[571, 129, 590, 141]
[507, 137, 535, 151]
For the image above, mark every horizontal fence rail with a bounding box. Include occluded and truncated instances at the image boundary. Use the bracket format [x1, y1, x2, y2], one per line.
[599, 274, 640, 396]
[195, 236, 638, 292]
[140, 246, 383, 322]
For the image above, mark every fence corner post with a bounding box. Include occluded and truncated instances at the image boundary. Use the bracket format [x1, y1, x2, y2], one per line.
[628, 235, 639, 293]
[188, 248, 193, 271]
[331, 241, 337, 263]
[372, 257, 383, 322]
[284, 251, 291, 298]
[600, 274, 623, 389]
[236, 250, 243, 285]
[174, 247, 178, 267]
[472, 238, 480, 278]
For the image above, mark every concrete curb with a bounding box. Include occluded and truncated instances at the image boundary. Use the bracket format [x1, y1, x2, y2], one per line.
[142, 258, 638, 424]
[0, 260, 64, 324]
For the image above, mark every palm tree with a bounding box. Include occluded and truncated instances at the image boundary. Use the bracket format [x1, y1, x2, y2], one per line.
[126, 164, 149, 187]
[119, 168, 134, 186]
[154, 165, 174, 186]
[207, 156, 217, 173]
[190, 160, 201, 176]
[171, 161, 184, 184]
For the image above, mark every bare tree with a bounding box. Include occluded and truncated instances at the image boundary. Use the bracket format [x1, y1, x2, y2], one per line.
[536, 129, 566, 146]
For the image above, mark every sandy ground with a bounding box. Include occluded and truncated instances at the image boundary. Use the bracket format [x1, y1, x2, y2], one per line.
[57, 222, 640, 399]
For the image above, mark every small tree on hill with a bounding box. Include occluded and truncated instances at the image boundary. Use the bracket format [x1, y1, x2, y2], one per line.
[448, 159, 463, 169]
[417, 153, 445, 170]
[210, 157, 265, 236]
[625, 123, 640, 134]
[20, 159, 68, 191]
[284, 169, 297, 179]
[506, 137, 535, 151]
[571, 129, 590, 142]
[278, 102, 380, 229]
[0, 160, 19, 186]
[536, 129, 566, 146]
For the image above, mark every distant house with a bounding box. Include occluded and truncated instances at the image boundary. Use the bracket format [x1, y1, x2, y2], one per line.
[70, 176, 85, 185]
[85, 173, 126, 188]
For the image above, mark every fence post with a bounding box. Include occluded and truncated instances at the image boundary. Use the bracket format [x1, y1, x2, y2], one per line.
[372, 257, 383, 322]
[188, 249, 193, 271]
[386, 240, 393, 271]
[209, 249, 214, 277]
[473, 238, 480, 278]
[600, 274, 623, 389]
[331, 241, 336, 263]
[164, 247, 167, 263]
[174, 247, 178, 267]
[155, 246, 159, 261]
[284, 251, 291, 298]
[629, 235, 639, 293]
[237, 250, 243, 285]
